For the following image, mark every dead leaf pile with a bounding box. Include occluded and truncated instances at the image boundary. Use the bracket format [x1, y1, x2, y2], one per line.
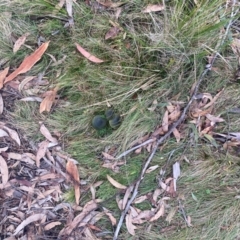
[106, 171, 183, 236]
[189, 90, 225, 142]
[133, 102, 183, 154]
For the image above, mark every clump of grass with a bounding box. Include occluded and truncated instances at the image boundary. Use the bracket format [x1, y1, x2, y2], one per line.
[2, 0, 240, 239]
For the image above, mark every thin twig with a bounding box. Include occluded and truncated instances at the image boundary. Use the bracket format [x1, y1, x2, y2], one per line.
[178, 199, 191, 227]
[113, 10, 237, 239]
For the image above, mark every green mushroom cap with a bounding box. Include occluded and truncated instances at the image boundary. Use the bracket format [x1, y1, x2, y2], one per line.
[92, 115, 107, 130]
[105, 108, 115, 120]
[109, 114, 121, 129]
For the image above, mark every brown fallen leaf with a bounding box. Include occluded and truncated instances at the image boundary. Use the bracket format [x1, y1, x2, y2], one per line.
[36, 140, 49, 167]
[5, 41, 50, 83]
[107, 174, 127, 189]
[205, 114, 225, 124]
[150, 203, 165, 222]
[44, 221, 61, 231]
[66, 0, 73, 18]
[0, 67, 9, 89]
[59, 200, 99, 236]
[3, 126, 21, 146]
[134, 195, 148, 204]
[0, 155, 8, 185]
[14, 214, 46, 235]
[105, 26, 121, 40]
[13, 33, 29, 53]
[146, 165, 159, 173]
[168, 105, 181, 121]
[122, 185, 134, 209]
[103, 208, 117, 226]
[132, 210, 154, 224]
[143, 4, 165, 13]
[126, 212, 137, 235]
[172, 128, 181, 142]
[66, 160, 80, 205]
[162, 110, 169, 132]
[39, 87, 58, 113]
[0, 93, 3, 115]
[102, 151, 115, 160]
[75, 43, 104, 63]
[40, 124, 58, 143]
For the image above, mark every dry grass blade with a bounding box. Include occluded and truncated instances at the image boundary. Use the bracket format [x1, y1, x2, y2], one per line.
[5, 41, 50, 83]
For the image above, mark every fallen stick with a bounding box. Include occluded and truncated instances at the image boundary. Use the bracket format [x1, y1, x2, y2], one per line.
[113, 7, 237, 239]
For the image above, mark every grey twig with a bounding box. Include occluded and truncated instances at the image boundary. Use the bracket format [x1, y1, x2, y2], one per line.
[113, 10, 237, 239]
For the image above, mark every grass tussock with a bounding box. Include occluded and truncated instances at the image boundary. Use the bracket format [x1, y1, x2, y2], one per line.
[1, 0, 240, 239]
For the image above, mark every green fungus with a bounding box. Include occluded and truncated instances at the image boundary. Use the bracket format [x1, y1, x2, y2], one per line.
[109, 114, 121, 129]
[92, 115, 107, 130]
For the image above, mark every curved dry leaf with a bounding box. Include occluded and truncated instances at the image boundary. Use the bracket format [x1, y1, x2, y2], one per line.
[66, 0, 73, 18]
[122, 185, 134, 209]
[134, 195, 147, 204]
[5, 41, 50, 83]
[107, 175, 127, 189]
[13, 33, 29, 53]
[0, 93, 3, 115]
[206, 114, 225, 124]
[103, 208, 117, 226]
[3, 126, 21, 146]
[75, 43, 104, 63]
[36, 140, 49, 167]
[66, 160, 80, 205]
[150, 203, 165, 222]
[0, 67, 9, 89]
[14, 214, 46, 235]
[0, 155, 8, 185]
[126, 213, 137, 236]
[102, 151, 115, 160]
[18, 76, 35, 92]
[59, 200, 98, 236]
[143, 4, 164, 13]
[162, 110, 169, 132]
[39, 88, 58, 113]
[0, 129, 9, 137]
[172, 128, 181, 143]
[0, 146, 8, 153]
[146, 165, 159, 173]
[44, 221, 61, 230]
[40, 124, 58, 143]
[8, 152, 22, 160]
[20, 97, 43, 102]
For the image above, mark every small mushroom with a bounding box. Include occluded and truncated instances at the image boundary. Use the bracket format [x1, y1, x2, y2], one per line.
[92, 115, 107, 130]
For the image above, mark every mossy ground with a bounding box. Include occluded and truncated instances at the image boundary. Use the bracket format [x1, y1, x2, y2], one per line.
[1, 0, 240, 239]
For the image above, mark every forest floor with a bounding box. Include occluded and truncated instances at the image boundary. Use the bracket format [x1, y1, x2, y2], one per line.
[1, 0, 240, 239]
